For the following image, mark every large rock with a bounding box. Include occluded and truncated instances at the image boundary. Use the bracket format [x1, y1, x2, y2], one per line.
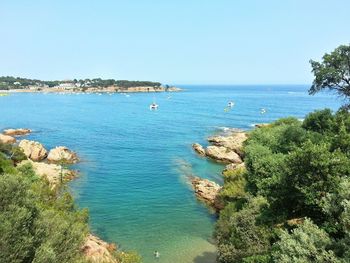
[47, 146, 78, 164]
[82, 234, 117, 263]
[19, 140, 48, 161]
[223, 162, 246, 174]
[19, 160, 75, 186]
[208, 132, 248, 156]
[3, 128, 31, 136]
[205, 146, 243, 164]
[192, 143, 206, 156]
[0, 134, 16, 144]
[191, 176, 222, 210]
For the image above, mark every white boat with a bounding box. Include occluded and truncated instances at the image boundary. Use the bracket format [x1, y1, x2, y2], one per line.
[228, 101, 235, 107]
[260, 108, 267, 114]
[149, 103, 159, 110]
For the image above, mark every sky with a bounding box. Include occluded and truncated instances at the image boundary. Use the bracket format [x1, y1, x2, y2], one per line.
[0, 0, 349, 85]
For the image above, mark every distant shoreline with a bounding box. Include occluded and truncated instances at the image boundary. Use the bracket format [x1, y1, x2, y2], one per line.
[1, 86, 182, 94]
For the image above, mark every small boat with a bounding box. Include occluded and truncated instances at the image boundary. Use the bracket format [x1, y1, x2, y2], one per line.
[260, 108, 267, 114]
[149, 103, 159, 110]
[228, 101, 235, 107]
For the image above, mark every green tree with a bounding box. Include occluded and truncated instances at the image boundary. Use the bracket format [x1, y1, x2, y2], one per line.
[272, 219, 339, 263]
[215, 196, 271, 263]
[309, 44, 350, 108]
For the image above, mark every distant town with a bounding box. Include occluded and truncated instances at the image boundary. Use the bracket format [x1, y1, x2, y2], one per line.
[0, 76, 181, 93]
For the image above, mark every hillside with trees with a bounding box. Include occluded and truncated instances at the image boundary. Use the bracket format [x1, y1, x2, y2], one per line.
[0, 76, 162, 90]
[214, 44, 350, 263]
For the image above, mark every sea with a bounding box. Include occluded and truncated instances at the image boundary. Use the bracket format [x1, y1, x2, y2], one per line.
[0, 85, 342, 263]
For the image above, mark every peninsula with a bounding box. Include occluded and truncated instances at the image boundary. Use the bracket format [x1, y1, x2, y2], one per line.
[0, 76, 181, 93]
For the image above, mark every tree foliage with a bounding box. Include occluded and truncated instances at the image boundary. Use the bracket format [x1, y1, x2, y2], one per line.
[215, 109, 350, 262]
[272, 219, 339, 263]
[309, 44, 350, 108]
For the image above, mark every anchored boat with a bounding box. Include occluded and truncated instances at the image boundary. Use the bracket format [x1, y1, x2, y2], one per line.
[149, 103, 159, 110]
[228, 101, 235, 107]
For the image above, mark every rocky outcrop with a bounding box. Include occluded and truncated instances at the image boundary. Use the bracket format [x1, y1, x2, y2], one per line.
[223, 162, 246, 174]
[192, 131, 247, 163]
[192, 143, 206, 156]
[191, 176, 222, 210]
[3, 128, 31, 136]
[47, 146, 78, 164]
[205, 146, 242, 164]
[0, 134, 16, 144]
[19, 160, 75, 186]
[82, 234, 118, 263]
[208, 132, 248, 157]
[255, 123, 270, 128]
[19, 140, 48, 161]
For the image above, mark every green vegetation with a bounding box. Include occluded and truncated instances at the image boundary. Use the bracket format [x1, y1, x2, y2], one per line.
[215, 43, 350, 263]
[215, 111, 350, 262]
[0, 76, 162, 90]
[0, 143, 141, 263]
[309, 44, 350, 108]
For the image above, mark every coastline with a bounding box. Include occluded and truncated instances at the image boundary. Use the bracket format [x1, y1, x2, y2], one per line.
[0, 128, 137, 263]
[0, 86, 182, 94]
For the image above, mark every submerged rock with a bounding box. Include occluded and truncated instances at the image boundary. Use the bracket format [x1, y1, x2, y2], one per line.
[19, 139, 48, 161]
[47, 146, 78, 164]
[192, 143, 206, 156]
[82, 234, 118, 263]
[0, 134, 16, 144]
[191, 176, 222, 210]
[3, 128, 31, 136]
[19, 160, 75, 186]
[205, 146, 242, 164]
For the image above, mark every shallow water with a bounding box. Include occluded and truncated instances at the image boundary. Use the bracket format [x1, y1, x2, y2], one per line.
[0, 85, 341, 263]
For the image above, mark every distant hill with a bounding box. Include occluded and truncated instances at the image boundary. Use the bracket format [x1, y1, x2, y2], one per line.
[0, 76, 162, 90]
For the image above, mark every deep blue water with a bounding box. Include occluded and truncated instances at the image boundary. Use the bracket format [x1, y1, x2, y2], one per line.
[0, 85, 341, 263]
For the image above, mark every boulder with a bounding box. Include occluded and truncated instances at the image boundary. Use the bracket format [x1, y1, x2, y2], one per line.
[191, 176, 222, 209]
[192, 143, 206, 156]
[223, 162, 246, 174]
[47, 146, 78, 164]
[19, 160, 75, 186]
[0, 134, 16, 144]
[205, 146, 242, 164]
[19, 139, 48, 161]
[208, 132, 248, 156]
[82, 234, 118, 263]
[3, 128, 31, 136]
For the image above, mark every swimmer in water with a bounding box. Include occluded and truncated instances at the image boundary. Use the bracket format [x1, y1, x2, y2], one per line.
[154, 251, 160, 259]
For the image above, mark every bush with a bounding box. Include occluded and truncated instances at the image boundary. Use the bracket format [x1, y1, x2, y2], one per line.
[215, 109, 350, 262]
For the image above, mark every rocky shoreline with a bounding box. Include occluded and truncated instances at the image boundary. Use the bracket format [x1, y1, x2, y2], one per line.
[190, 130, 248, 211]
[0, 128, 121, 263]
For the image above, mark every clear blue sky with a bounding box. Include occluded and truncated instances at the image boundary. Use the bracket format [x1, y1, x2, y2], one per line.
[1, 0, 349, 84]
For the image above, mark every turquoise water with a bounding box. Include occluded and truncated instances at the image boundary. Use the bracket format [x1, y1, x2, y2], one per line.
[0, 85, 341, 263]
